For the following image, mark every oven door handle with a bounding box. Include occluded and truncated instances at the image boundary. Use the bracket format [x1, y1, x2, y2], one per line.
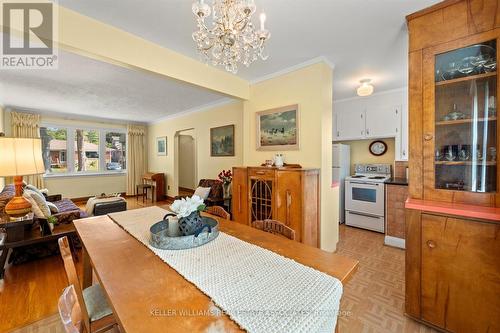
[349, 181, 379, 186]
[347, 211, 382, 219]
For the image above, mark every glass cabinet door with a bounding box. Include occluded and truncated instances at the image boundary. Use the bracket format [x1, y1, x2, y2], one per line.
[434, 40, 497, 193]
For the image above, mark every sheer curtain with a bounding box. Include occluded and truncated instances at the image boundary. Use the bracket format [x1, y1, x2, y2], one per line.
[126, 125, 147, 196]
[10, 111, 44, 188]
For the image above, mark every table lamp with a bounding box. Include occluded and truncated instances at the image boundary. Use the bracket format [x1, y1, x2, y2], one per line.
[0, 137, 45, 218]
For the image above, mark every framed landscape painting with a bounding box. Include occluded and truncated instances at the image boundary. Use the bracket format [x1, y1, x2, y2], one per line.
[211, 125, 235, 156]
[156, 137, 167, 156]
[256, 104, 299, 151]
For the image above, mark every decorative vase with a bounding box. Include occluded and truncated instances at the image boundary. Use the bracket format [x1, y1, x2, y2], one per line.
[223, 182, 232, 199]
[178, 211, 203, 236]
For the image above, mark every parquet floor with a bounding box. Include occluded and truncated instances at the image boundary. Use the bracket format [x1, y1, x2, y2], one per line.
[337, 225, 438, 333]
[1, 198, 437, 333]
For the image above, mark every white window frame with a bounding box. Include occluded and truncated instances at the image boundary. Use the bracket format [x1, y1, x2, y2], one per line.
[41, 123, 127, 178]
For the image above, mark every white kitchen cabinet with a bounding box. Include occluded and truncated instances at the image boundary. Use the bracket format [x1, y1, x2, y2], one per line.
[334, 108, 365, 141]
[365, 105, 401, 139]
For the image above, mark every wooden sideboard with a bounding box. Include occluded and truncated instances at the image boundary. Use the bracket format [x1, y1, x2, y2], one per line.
[406, 1, 500, 331]
[232, 167, 320, 247]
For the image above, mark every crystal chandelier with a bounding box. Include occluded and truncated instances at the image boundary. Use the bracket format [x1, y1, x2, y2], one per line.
[191, 0, 271, 73]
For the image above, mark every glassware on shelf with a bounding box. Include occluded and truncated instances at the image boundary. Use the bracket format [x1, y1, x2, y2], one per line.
[489, 147, 497, 162]
[458, 148, 470, 161]
[458, 56, 476, 75]
[435, 149, 443, 161]
[483, 58, 497, 72]
[434, 39, 497, 193]
[445, 146, 456, 161]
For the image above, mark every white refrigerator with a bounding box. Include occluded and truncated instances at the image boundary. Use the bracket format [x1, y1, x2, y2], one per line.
[333, 144, 350, 224]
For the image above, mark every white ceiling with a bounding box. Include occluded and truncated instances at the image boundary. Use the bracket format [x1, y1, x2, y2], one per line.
[0, 48, 229, 123]
[59, 0, 441, 99]
[0, 1, 441, 123]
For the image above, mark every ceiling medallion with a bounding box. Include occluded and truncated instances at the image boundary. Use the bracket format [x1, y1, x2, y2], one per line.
[191, 0, 271, 74]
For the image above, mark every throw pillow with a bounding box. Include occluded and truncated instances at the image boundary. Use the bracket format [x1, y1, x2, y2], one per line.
[23, 191, 45, 218]
[24, 189, 51, 218]
[47, 201, 59, 214]
[193, 186, 211, 200]
[25, 184, 44, 198]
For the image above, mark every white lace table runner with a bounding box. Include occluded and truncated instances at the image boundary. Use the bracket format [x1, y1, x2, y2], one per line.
[109, 207, 343, 333]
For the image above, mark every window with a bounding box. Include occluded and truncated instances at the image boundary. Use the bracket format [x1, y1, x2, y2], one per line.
[74, 129, 100, 172]
[105, 132, 126, 171]
[40, 125, 126, 176]
[40, 127, 68, 173]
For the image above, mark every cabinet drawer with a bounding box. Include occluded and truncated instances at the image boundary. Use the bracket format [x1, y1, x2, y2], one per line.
[248, 168, 275, 179]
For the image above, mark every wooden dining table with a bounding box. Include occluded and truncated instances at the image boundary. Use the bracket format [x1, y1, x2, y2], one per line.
[74, 207, 358, 332]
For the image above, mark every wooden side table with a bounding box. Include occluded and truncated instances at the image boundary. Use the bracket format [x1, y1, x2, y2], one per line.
[0, 219, 77, 279]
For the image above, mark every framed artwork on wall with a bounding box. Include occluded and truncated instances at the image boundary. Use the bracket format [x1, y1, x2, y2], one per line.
[256, 104, 299, 151]
[210, 124, 235, 157]
[156, 137, 167, 156]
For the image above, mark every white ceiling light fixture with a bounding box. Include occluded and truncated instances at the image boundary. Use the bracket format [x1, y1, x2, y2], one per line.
[191, 0, 271, 74]
[357, 79, 374, 97]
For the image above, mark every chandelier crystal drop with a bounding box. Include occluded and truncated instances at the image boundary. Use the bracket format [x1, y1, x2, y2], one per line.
[191, 0, 271, 73]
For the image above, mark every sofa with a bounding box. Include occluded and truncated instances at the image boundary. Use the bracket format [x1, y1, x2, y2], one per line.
[0, 184, 87, 224]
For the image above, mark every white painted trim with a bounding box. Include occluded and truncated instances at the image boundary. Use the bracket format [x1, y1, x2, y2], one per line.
[149, 97, 236, 124]
[250, 56, 335, 84]
[334, 86, 408, 104]
[384, 235, 406, 249]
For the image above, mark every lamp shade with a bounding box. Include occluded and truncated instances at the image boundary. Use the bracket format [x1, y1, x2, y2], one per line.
[0, 137, 45, 177]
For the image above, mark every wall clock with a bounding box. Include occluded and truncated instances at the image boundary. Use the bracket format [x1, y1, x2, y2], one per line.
[369, 140, 387, 156]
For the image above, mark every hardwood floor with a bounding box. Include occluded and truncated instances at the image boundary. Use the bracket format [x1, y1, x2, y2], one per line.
[1, 197, 436, 333]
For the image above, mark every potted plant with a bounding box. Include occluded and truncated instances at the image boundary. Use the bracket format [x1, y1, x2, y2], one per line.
[218, 169, 233, 199]
[47, 215, 58, 232]
[170, 195, 206, 236]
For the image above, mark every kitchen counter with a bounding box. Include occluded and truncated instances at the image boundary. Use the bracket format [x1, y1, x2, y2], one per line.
[385, 177, 408, 186]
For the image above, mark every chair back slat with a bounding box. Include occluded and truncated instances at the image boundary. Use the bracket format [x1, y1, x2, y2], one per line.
[58, 237, 91, 333]
[205, 205, 231, 220]
[251, 219, 296, 240]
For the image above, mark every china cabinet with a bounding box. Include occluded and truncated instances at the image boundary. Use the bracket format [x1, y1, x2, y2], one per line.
[232, 167, 319, 247]
[406, 1, 500, 332]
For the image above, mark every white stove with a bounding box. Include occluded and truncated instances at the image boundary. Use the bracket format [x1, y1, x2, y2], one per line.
[345, 164, 392, 233]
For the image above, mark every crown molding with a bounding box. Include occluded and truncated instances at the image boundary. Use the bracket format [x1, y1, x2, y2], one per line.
[3, 105, 145, 126]
[333, 86, 408, 103]
[149, 98, 237, 124]
[250, 56, 335, 85]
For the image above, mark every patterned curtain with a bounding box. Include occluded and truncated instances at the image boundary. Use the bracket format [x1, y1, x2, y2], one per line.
[126, 124, 147, 195]
[10, 111, 44, 188]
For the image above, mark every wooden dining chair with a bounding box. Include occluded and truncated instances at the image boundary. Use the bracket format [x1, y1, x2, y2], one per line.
[251, 219, 296, 241]
[58, 236, 117, 333]
[205, 205, 231, 220]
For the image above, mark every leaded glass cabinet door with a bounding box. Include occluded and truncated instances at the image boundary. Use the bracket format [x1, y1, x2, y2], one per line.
[423, 37, 499, 205]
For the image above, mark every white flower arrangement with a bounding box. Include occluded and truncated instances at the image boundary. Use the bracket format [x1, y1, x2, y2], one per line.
[170, 195, 206, 218]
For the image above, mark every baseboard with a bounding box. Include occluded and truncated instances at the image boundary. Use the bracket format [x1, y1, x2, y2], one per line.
[384, 235, 406, 249]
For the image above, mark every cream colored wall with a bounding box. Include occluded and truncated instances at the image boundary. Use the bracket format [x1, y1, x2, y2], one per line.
[242, 62, 338, 252]
[148, 101, 243, 197]
[2, 109, 129, 198]
[340, 138, 396, 174]
[43, 174, 126, 198]
[178, 134, 196, 189]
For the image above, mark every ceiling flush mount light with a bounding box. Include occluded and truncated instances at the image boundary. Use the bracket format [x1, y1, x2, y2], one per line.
[357, 79, 374, 97]
[192, 0, 271, 73]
